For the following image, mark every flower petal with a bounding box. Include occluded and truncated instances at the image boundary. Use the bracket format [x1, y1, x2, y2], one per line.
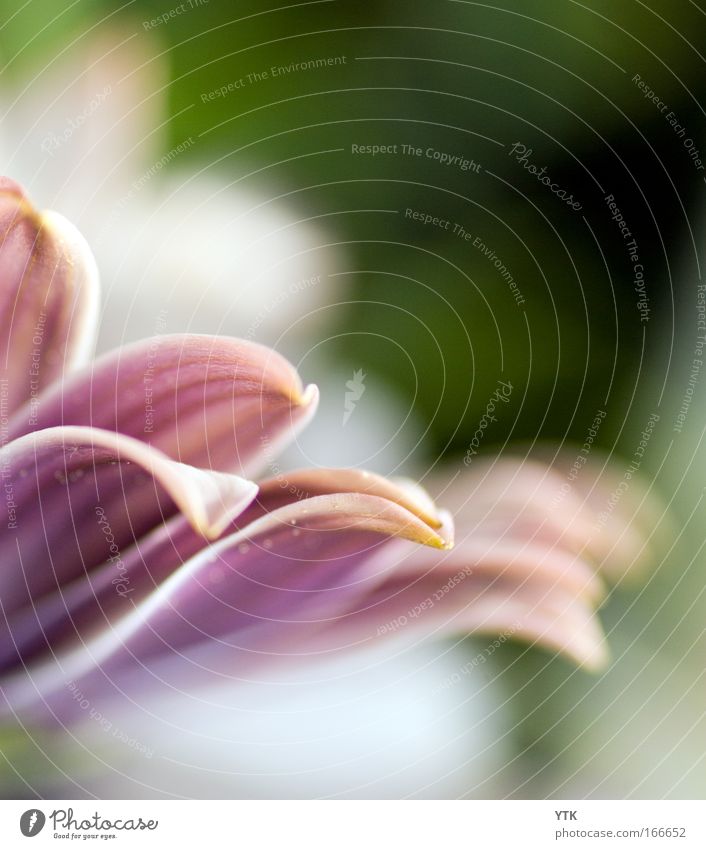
[438, 458, 599, 555]
[1, 491, 451, 714]
[455, 454, 665, 583]
[395, 534, 606, 605]
[1, 467, 449, 687]
[0, 425, 257, 654]
[239, 467, 444, 529]
[9, 334, 318, 475]
[549, 450, 669, 583]
[415, 570, 606, 671]
[0, 179, 99, 417]
[291, 457, 620, 670]
[309, 556, 608, 670]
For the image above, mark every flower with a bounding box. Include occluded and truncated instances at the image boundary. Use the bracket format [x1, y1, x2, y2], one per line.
[0, 178, 447, 721]
[0, 179, 640, 729]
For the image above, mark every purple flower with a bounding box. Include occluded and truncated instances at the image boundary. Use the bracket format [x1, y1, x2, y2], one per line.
[0, 179, 639, 724]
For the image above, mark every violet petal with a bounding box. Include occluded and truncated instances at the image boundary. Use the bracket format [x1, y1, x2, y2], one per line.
[1, 492, 451, 714]
[9, 333, 318, 476]
[0, 425, 257, 644]
[0, 178, 99, 417]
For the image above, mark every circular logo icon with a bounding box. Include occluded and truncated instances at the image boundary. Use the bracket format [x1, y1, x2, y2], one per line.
[20, 810, 46, 837]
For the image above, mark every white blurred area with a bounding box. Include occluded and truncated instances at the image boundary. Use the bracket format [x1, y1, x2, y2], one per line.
[0, 29, 333, 351]
[46, 641, 509, 800]
[279, 361, 427, 477]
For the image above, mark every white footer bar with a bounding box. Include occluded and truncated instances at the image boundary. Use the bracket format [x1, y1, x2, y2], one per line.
[2, 800, 705, 847]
